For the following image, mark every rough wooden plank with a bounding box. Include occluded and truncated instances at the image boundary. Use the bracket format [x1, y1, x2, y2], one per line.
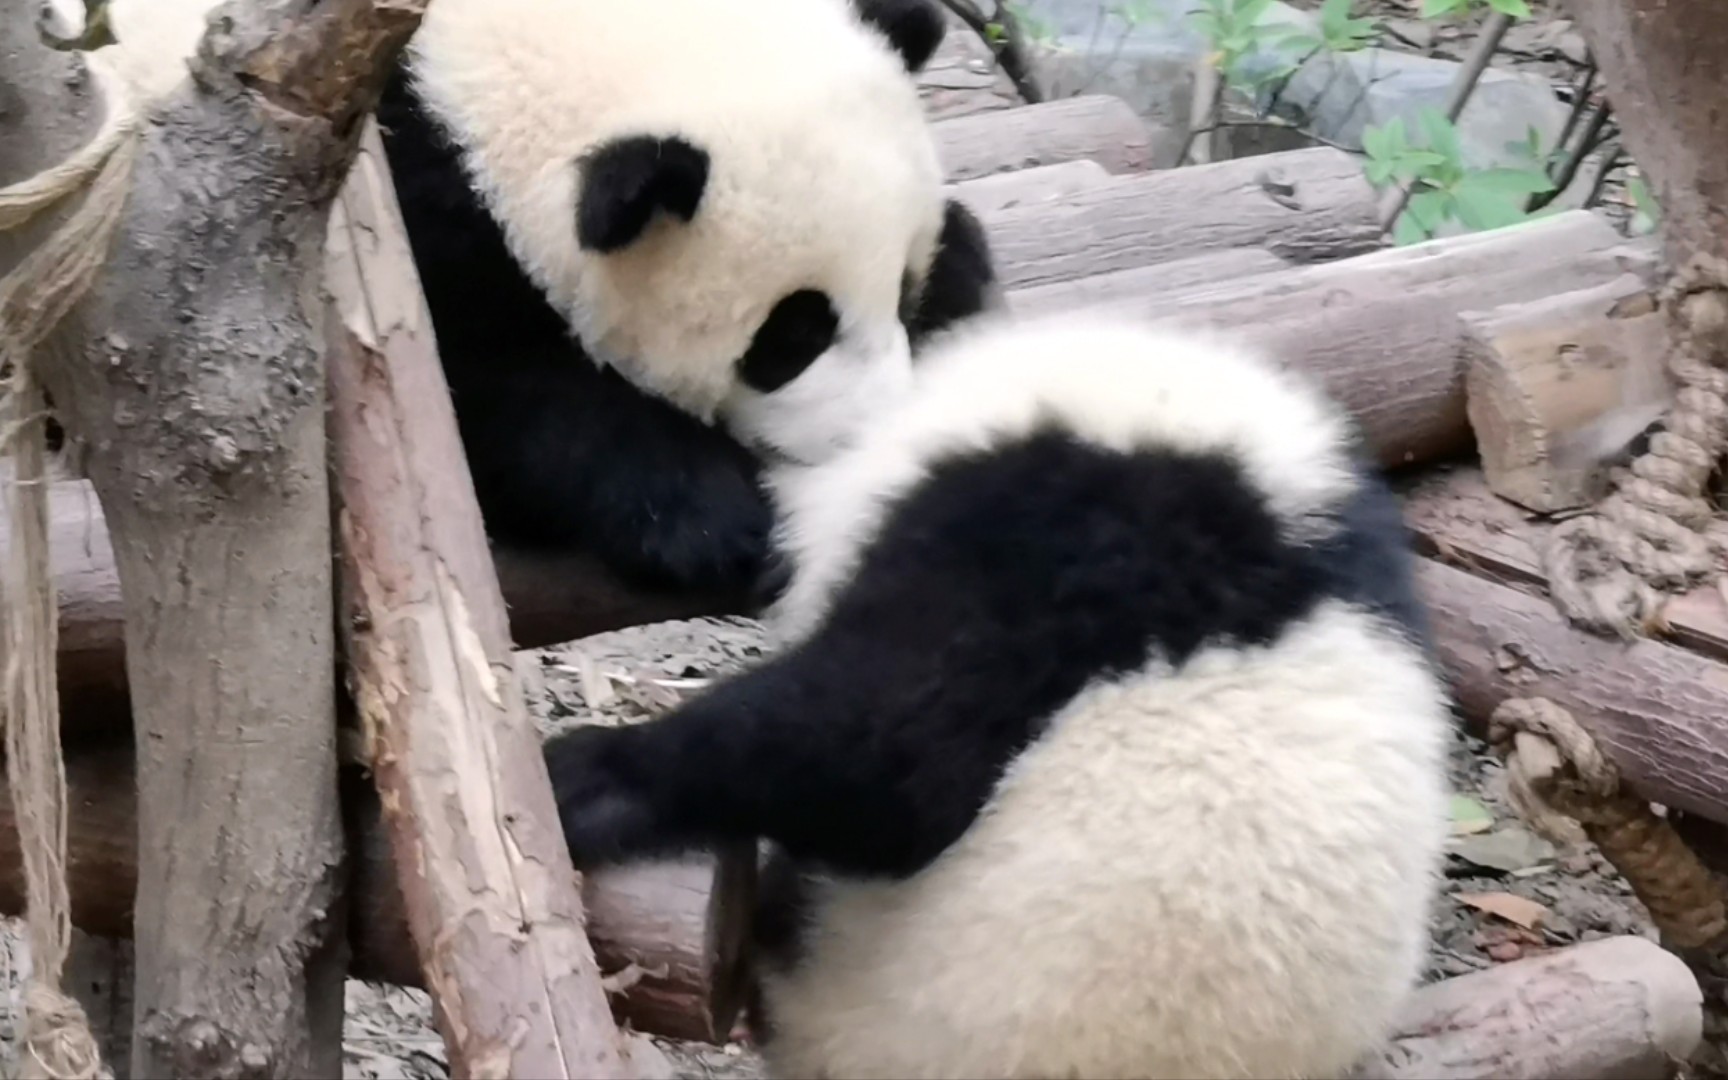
[1462, 277, 1672, 511]
[327, 122, 651, 1078]
[1009, 247, 1291, 314]
[1358, 936, 1701, 1080]
[948, 159, 1113, 217]
[985, 146, 1384, 290]
[1064, 212, 1658, 468]
[1415, 554, 1728, 825]
[1399, 465, 1728, 661]
[932, 94, 1157, 181]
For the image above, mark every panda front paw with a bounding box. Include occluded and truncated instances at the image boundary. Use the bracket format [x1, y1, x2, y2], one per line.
[543, 726, 665, 868]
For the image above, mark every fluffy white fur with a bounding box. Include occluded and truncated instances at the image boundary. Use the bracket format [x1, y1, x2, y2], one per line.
[761, 601, 1447, 1079]
[756, 312, 1450, 1079]
[768, 311, 1363, 641]
[406, 0, 946, 430]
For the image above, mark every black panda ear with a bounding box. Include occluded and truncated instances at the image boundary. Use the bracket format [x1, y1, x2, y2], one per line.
[577, 135, 711, 253]
[854, 0, 945, 73]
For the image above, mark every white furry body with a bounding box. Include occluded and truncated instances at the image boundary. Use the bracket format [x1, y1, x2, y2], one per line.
[406, 0, 945, 429]
[757, 313, 1451, 1079]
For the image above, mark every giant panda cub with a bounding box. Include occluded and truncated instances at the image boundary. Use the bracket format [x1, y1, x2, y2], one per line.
[377, 0, 1000, 602]
[543, 312, 1453, 1079]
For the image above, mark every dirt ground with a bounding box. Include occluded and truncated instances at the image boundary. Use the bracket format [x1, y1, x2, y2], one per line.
[0, 1, 1675, 1076]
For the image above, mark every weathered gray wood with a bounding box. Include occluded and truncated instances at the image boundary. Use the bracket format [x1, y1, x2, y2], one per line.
[933, 95, 1158, 181]
[1462, 276, 1671, 511]
[949, 159, 1113, 217]
[1064, 212, 1659, 468]
[1010, 248, 1291, 314]
[1400, 465, 1728, 665]
[1358, 936, 1701, 1080]
[1415, 548, 1728, 826]
[985, 146, 1384, 290]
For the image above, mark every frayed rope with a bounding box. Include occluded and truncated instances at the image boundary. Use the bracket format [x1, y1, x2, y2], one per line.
[1, 73, 141, 1080]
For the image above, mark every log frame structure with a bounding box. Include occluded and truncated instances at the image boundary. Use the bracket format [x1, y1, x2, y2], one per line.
[4, 1, 1728, 1072]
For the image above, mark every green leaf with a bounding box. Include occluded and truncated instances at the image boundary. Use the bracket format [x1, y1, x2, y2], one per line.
[1392, 211, 1431, 246]
[1407, 188, 1452, 231]
[1452, 179, 1532, 231]
[1449, 794, 1495, 836]
[1268, 29, 1324, 53]
[1318, 0, 1351, 30]
[1485, 0, 1531, 16]
[1364, 159, 1396, 186]
[1416, 106, 1464, 166]
[1361, 122, 1390, 161]
[1189, 9, 1224, 37]
[1395, 148, 1447, 174]
[1420, 0, 1468, 16]
[1236, 0, 1276, 24]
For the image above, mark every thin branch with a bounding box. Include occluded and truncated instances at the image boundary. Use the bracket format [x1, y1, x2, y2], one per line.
[1378, 10, 1515, 231]
[1528, 98, 1612, 212]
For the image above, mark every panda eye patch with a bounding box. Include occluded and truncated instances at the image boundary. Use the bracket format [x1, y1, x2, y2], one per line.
[738, 289, 840, 393]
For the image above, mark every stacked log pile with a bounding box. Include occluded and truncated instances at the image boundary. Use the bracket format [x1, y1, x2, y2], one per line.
[7, 87, 1718, 1077]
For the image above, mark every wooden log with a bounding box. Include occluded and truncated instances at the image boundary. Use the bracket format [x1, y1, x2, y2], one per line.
[986, 146, 1385, 290]
[28, 215, 1660, 739]
[327, 122, 662, 1077]
[948, 159, 1114, 217]
[1043, 211, 1659, 469]
[931, 95, 1156, 181]
[1357, 936, 1701, 1079]
[1462, 276, 1672, 512]
[1400, 465, 1728, 662]
[0, 740, 750, 1046]
[1009, 247, 1292, 313]
[1413, 545, 1728, 825]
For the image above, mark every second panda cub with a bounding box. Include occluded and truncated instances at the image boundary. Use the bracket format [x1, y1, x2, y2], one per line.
[545, 313, 1452, 1080]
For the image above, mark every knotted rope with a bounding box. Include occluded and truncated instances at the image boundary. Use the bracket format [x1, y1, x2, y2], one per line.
[1542, 254, 1728, 638]
[0, 51, 141, 1080]
[1488, 697, 1727, 949]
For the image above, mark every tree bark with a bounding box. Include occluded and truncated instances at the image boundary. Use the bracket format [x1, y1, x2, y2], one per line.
[1564, 0, 1728, 269]
[6, 0, 428, 1073]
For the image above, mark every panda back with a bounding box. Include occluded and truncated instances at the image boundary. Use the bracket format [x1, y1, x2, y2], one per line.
[754, 312, 1451, 1079]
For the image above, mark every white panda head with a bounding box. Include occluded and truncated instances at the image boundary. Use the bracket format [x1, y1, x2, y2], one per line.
[406, 0, 953, 467]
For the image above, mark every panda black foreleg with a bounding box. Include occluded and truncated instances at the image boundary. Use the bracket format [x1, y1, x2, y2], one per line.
[449, 355, 782, 601]
[544, 629, 1014, 880]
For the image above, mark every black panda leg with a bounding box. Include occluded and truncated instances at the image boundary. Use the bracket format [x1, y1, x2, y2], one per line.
[543, 629, 1008, 880]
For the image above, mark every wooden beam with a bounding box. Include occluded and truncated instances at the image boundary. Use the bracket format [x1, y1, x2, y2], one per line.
[985, 146, 1385, 290]
[1414, 544, 1728, 825]
[1400, 466, 1728, 662]
[1024, 212, 1659, 470]
[931, 95, 1156, 181]
[325, 121, 655, 1077]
